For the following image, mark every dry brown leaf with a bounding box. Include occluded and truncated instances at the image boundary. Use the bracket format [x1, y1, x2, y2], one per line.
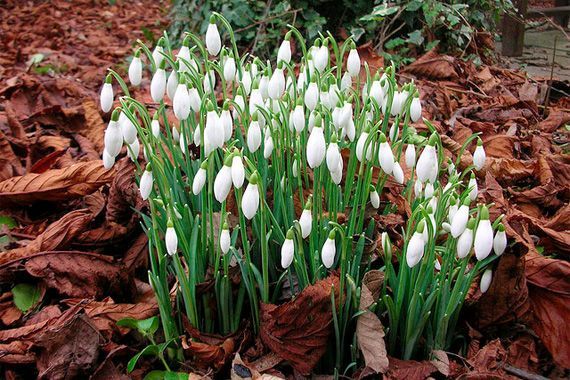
[260, 274, 340, 375]
[402, 49, 459, 80]
[80, 99, 106, 151]
[356, 270, 389, 374]
[385, 356, 438, 380]
[0, 160, 114, 207]
[538, 110, 570, 133]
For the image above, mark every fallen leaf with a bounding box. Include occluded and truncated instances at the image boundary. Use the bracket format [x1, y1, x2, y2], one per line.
[402, 49, 459, 80]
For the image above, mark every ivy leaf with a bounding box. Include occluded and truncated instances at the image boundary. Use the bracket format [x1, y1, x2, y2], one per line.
[127, 344, 160, 373]
[407, 30, 425, 46]
[144, 370, 189, 380]
[117, 316, 159, 337]
[12, 283, 41, 313]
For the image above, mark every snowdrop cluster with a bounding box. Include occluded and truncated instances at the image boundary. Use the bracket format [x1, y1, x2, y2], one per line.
[99, 13, 505, 361]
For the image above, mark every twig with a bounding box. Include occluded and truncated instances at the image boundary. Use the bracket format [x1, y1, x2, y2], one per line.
[504, 364, 549, 380]
[543, 36, 558, 115]
[251, 0, 273, 54]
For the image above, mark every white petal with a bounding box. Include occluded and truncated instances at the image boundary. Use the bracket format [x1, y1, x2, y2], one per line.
[281, 238, 294, 268]
[480, 269, 493, 293]
[231, 156, 245, 189]
[406, 232, 425, 268]
[165, 226, 178, 255]
[150, 69, 166, 102]
[493, 230, 507, 256]
[100, 83, 113, 113]
[214, 166, 232, 203]
[321, 238, 336, 268]
[457, 228, 473, 259]
[192, 168, 207, 195]
[299, 209, 312, 239]
[241, 183, 259, 220]
[474, 219, 493, 261]
[139, 170, 153, 200]
[220, 229, 231, 254]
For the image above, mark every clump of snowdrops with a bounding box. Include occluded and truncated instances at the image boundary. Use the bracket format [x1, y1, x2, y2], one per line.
[100, 13, 507, 374]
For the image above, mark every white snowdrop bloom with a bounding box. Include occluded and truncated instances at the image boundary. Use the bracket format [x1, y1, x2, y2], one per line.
[100, 80, 113, 113]
[102, 149, 115, 169]
[314, 44, 329, 72]
[214, 164, 232, 203]
[292, 158, 299, 178]
[263, 134, 274, 159]
[193, 126, 202, 147]
[220, 225, 231, 254]
[259, 74, 269, 100]
[120, 111, 138, 145]
[128, 54, 143, 86]
[380, 72, 389, 94]
[173, 83, 191, 121]
[473, 139, 486, 171]
[165, 221, 178, 256]
[480, 269, 493, 293]
[151, 118, 160, 138]
[451, 199, 470, 238]
[447, 160, 456, 176]
[308, 111, 317, 132]
[448, 198, 458, 222]
[233, 93, 245, 119]
[188, 87, 201, 113]
[356, 130, 372, 162]
[393, 162, 404, 184]
[370, 188, 380, 209]
[127, 138, 140, 161]
[220, 108, 233, 142]
[150, 67, 166, 102]
[278, 36, 292, 64]
[389, 123, 399, 141]
[205, 19, 221, 56]
[405, 144, 416, 169]
[457, 219, 475, 259]
[328, 84, 340, 109]
[240, 70, 252, 95]
[192, 163, 207, 195]
[345, 118, 356, 142]
[152, 44, 164, 67]
[223, 56, 236, 82]
[299, 205, 312, 239]
[410, 96, 422, 122]
[268, 66, 285, 100]
[249, 88, 263, 114]
[176, 44, 191, 72]
[468, 174, 478, 201]
[331, 163, 343, 185]
[493, 224, 507, 256]
[416, 134, 438, 183]
[179, 130, 189, 155]
[347, 48, 361, 77]
[341, 71, 352, 91]
[378, 136, 394, 175]
[391, 91, 404, 116]
[326, 138, 341, 174]
[205, 109, 223, 149]
[247, 119, 262, 153]
[406, 223, 426, 268]
[231, 155, 245, 189]
[171, 126, 180, 142]
[281, 230, 295, 269]
[424, 182, 434, 199]
[321, 232, 336, 269]
[241, 174, 260, 220]
[297, 70, 306, 91]
[306, 124, 326, 168]
[139, 165, 153, 200]
[203, 70, 216, 94]
[104, 111, 123, 157]
[332, 106, 343, 131]
[442, 222, 451, 233]
[474, 206, 493, 261]
[414, 179, 423, 198]
[341, 102, 353, 129]
[166, 70, 178, 100]
[304, 81, 319, 111]
[369, 80, 383, 105]
[292, 104, 305, 133]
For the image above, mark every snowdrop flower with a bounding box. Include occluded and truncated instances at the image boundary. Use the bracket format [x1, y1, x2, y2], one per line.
[447, 159, 456, 176]
[292, 158, 299, 178]
[177, 38, 194, 73]
[165, 219, 178, 256]
[220, 221, 230, 254]
[104, 109, 123, 157]
[171, 126, 180, 143]
[151, 115, 160, 138]
[424, 182, 434, 199]
[304, 79, 319, 111]
[321, 230, 336, 269]
[102, 149, 115, 169]
[100, 75, 113, 113]
[268, 63, 285, 100]
[448, 196, 458, 222]
[406, 221, 426, 268]
[314, 41, 329, 72]
[259, 71, 270, 100]
[150, 63, 167, 102]
[242, 172, 260, 220]
[474, 206, 493, 261]
[391, 91, 404, 116]
[451, 198, 470, 238]
[281, 229, 295, 268]
[292, 101, 305, 133]
[203, 70, 216, 94]
[347, 44, 360, 77]
[231, 153, 245, 189]
[220, 106, 233, 142]
[493, 223, 507, 256]
[249, 85, 263, 115]
[378, 133, 394, 175]
[473, 138, 486, 171]
[370, 186, 380, 209]
[173, 78, 191, 121]
[480, 269, 493, 293]
[152, 41, 165, 67]
[414, 179, 423, 198]
[214, 159, 233, 203]
[299, 199, 312, 239]
[277, 33, 292, 64]
[223, 54, 236, 83]
[128, 50, 143, 86]
[405, 143, 416, 168]
[389, 123, 399, 142]
[331, 163, 343, 185]
[341, 71, 352, 91]
[263, 134, 274, 159]
[127, 138, 140, 161]
[139, 164, 153, 200]
[416, 133, 439, 183]
[240, 69, 252, 95]
[457, 219, 475, 259]
[326, 134, 341, 174]
[345, 117, 356, 142]
[167, 70, 178, 100]
[247, 114, 262, 153]
[468, 173, 478, 201]
[369, 79, 383, 105]
[205, 17, 221, 56]
[306, 116, 326, 168]
[192, 160, 208, 195]
[120, 109, 138, 145]
[356, 126, 372, 162]
[393, 162, 404, 184]
[410, 95, 422, 122]
[188, 87, 201, 113]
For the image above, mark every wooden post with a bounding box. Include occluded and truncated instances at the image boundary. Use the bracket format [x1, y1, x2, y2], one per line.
[502, 0, 528, 57]
[554, 0, 570, 27]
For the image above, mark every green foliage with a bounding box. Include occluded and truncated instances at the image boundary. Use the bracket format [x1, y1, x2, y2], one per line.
[12, 283, 41, 313]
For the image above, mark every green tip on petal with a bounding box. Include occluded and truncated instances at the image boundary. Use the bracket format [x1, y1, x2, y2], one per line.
[249, 171, 259, 185]
[200, 159, 209, 169]
[223, 154, 233, 167]
[223, 100, 230, 111]
[209, 15, 216, 24]
[286, 228, 295, 239]
[304, 195, 313, 209]
[134, 49, 141, 58]
[182, 35, 191, 47]
[477, 138, 483, 146]
[462, 197, 471, 206]
[330, 133, 338, 144]
[251, 112, 258, 122]
[145, 163, 152, 172]
[467, 218, 476, 230]
[328, 229, 336, 240]
[167, 219, 174, 228]
[105, 74, 113, 84]
[111, 108, 121, 122]
[379, 132, 387, 143]
[417, 220, 425, 233]
[426, 205, 434, 214]
[480, 205, 489, 220]
[428, 132, 438, 146]
[285, 31, 292, 41]
[222, 220, 229, 230]
[498, 223, 505, 232]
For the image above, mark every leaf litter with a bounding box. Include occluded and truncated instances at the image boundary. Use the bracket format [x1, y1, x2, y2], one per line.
[0, 0, 569, 378]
